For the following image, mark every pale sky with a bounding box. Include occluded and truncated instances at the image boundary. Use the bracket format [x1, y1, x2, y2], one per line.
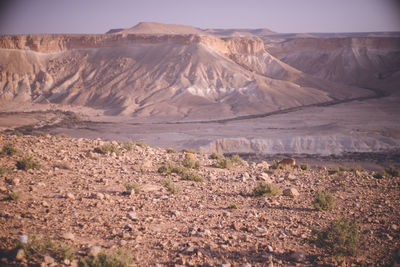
[1, 0, 400, 34]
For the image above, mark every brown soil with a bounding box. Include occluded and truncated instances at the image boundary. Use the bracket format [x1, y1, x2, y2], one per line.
[0, 134, 399, 266]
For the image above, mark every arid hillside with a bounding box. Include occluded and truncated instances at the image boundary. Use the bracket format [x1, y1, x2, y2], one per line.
[0, 134, 399, 266]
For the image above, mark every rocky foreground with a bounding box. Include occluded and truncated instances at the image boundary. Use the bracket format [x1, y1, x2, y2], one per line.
[0, 134, 399, 266]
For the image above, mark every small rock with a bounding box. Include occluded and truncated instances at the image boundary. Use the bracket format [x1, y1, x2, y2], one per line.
[232, 222, 239, 231]
[64, 259, 71, 265]
[290, 251, 305, 262]
[222, 263, 231, 267]
[62, 232, 75, 241]
[95, 193, 104, 200]
[0, 186, 7, 193]
[127, 212, 138, 221]
[267, 245, 274, 252]
[89, 246, 102, 257]
[240, 264, 251, 267]
[15, 249, 25, 260]
[19, 235, 28, 244]
[66, 193, 75, 199]
[391, 224, 398, 231]
[11, 178, 20, 186]
[283, 188, 299, 197]
[42, 201, 50, 207]
[44, 255, 55, 264]
[120, 240, 128, 246]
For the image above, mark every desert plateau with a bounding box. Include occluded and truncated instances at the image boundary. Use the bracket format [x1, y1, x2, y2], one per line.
[0, 21, 400, 266]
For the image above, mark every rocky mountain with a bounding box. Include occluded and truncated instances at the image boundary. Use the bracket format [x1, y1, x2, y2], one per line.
[0, 22, 386, 120]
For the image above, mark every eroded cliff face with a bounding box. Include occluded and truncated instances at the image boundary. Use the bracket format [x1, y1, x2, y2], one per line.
[0, 33, 265, 55]
[0, 31, 371, 119]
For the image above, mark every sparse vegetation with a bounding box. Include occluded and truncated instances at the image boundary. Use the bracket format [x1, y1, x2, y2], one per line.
[228, 202, 238, 209]
[0, 166, 12, 176]
[253, 182, 279, 197]
[78, 250, 135, 267]
[209, 152, 224, 160]
[136, 142, 148, 148]
[312, 218, 359, 258]
[125, 183, 140, 194]
[385, 165, 400, 177]
[94, 143, 121, 156]
[300, 163, 310, 171]
[122, 141, 134, 151]
[373, 171, 386, 179]
[182, 154, 200, 169]
[8, 191, 21, 201]
[16, 156, 41, 171]
[213, 158, 232, 169]
[1, 143, 18, 156]
[14, 131, 23, 137]
[166, 148, 177, 154]
[270, 162, 284, 170]
[162, 179, 181, 194]
[231, 154, 244, 165]
[158, 162, 186, 175]
[16, 235, 76, 262]
[328, 167, 340, 175]
[338, 166, 350, 172]
[37, 132, 46, 137]
[182, 148, 197, 154]
[181, 171, 205, 182]
[313, 191, 334, 211]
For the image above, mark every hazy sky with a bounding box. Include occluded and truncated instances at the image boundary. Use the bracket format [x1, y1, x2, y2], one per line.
[1, 0, 400, 34]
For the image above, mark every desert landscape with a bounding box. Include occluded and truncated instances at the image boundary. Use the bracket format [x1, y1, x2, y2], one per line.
[0, 21, 400, 266]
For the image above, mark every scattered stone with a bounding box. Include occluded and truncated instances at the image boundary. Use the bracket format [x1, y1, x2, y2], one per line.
[283, 188, 299, 197]
[66, 193, 75, 199]
[44, 255, 55, 264]
[222, 263, 231, 267]
[19, 235, 28, 244]
[240, 264, 251, 267]
[290, 251, 305, 262]
[89, 246, 102, 257]
[62, 232, 75, 241]
[127, 212, 138, 221]
[120, 240, 128, 246]
[94, 192, 104, 200]
[391, 224, 398, 231]
[0, 186, 7, 193]
[232, 222, 239, 231]
[11, 178, 20, 186]
[42, 201, 50, 207]
[15, 249, 25, 260]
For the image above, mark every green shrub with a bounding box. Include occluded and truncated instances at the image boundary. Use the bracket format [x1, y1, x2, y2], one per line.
[8, 191, 21, 201]
[37, 132, 46, 137]
[373, 171, 388, 179]
[385, 165, 400, 177]
[228, 203, 238, 209]
[166, 148, 177, 154]
[209, 152, 224, 160]
[181, 172, 205, 182]
[182, 154, 200, 169]
[125, 183, 140, 194]
[351, 165, 364, 172]
[16, 156, 41, 171]
[231, 154, 244, 165]
[182, 148, 197, 154]
[339, 166, 350, 172]
[78, 250, 134, 267]
[122, 141, 134, 151]
[135, 142, 148, 148]
[328, 168, 340, 175]
[312, 218, 359, 258]
[94, 144, 121, 156]
[253, 182, 279, 197]
[270, 162, 284, 170]
[16, 235, 76, 262]
[1, 143, 18, 156]
[158, 162, 187, 175]
[213, 158, 232, 169]
[300, 164, 310, 171]
[162, 179, 181, 194]
[14, 131, 23, 137]
[313, 191, 334, 211]
[0, 166, 12, 176]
